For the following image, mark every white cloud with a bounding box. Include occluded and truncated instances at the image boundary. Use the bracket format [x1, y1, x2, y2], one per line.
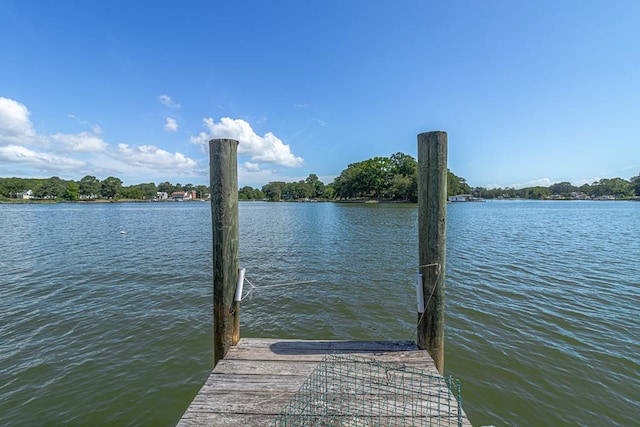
[243, 162, 260, 172]
[0, 145, 85, 169]
[508, 178, 552, 189]
[191, 117, 304, 167]
[158, 94, 181, 109]
[0, 97, 36, 145]
[293, 103, 310, 109]
[189, 131, 209, 146]
[164, 117, 178, 132]
[51, 131, 108, 152]
[237, 168, 282, 187]
[114, 144, 198, 170]
[573, 177, 601, 187]
[0, 96, 202, 182]
[67, 113, 103, 134]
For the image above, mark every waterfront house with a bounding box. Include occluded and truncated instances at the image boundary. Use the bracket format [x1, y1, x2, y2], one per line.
[448, 194, 484, 202]
[171, 190, 197, 201]
[16, 190, 32, 199]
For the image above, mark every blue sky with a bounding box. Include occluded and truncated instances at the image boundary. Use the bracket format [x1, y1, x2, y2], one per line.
[1, 1, 639, 189]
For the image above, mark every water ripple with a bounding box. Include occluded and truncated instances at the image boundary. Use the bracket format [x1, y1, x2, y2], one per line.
[1, 201, 638, 426]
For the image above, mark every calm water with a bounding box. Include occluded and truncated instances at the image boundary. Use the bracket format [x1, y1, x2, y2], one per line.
[0, 201, 638, 426]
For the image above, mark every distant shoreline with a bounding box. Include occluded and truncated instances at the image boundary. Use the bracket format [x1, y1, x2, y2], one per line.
[0, 198, 182, 204]
[2, 197, 639, 205]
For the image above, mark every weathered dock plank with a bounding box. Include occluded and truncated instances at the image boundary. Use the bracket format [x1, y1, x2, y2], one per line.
[177, 338, 471, 427]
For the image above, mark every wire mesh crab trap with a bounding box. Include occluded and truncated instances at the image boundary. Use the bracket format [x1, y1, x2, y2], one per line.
[272, 354, 464, 427]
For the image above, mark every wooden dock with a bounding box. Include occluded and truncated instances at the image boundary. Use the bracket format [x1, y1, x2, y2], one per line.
[183, 135, 470, 426]
[178, 338, 471, 426]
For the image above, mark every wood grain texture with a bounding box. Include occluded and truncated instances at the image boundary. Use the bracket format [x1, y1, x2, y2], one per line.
[417, 131, 448, 374]
[177, 338, 471, 426]
[209, 139, 240, 367]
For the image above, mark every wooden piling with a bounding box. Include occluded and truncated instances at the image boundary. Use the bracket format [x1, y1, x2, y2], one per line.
[210, 138, 240, 367]
[417, 131, 447, 374]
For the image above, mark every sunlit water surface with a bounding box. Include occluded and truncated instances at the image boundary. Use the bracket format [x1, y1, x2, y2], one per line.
[0, 201, 638, 426]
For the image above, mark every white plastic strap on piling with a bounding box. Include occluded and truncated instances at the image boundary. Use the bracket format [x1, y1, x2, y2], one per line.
[415, 273, 425, 313]
[234, 268, 246, 302]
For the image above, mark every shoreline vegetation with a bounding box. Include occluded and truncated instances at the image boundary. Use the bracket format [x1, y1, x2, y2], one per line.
[2, 152, 639, 203]
[3, 196, 639, 205]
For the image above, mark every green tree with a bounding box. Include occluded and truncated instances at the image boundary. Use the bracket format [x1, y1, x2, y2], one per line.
[592, 178, 632, 198]
[195, 184, 210, 199]
[578, 183, 594, 197]
[253, 187, 265, 199]
[332, 153, 469, 201]
[119, 182, 156, 199]
[389, 174, 414, 201]
[63, 181, 80, 201]
[323, 184, 336, 199]
[630, 173, 640, 196]
[525, 186, 551, 200]
[0, 177, 25, 197]
[333, 164, 361, 199]
[609, 177, 632, 197]
[535, 186, 551, 199]
[101, 176, 123, 199]
[333, 157, 392, 199]
[389, 152, 417, 177]
[360, 157, 392, 198]
[239, 186, 250, 200]
[120, 186, 143, 199]
[284, 181, 313, 200]
[305, 174, 325, 198]
[262, 181, 286, 201]
[472, 187, 487, 199]
[388, 153, 417, 201]
[447, 170, 471, 197]
[158, 181, 174, 194]
[136, 182, 158, 199]
[240, 185, 264, 200]
[35, 176, 66, 199]
[79, 175, 101, 198]
[503, 187, 518, 198]
[549, 182, 576, 198]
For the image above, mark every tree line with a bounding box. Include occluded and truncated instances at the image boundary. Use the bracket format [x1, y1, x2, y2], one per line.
[249, 173, 328, 201]
[246, 152, 471, 202]
[0, 176, 210, 201]
[470, 176, 640, 200]
[2, 153, 638, 202]
[0, 152, 469, 202]
[244, 153, 640, 201]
